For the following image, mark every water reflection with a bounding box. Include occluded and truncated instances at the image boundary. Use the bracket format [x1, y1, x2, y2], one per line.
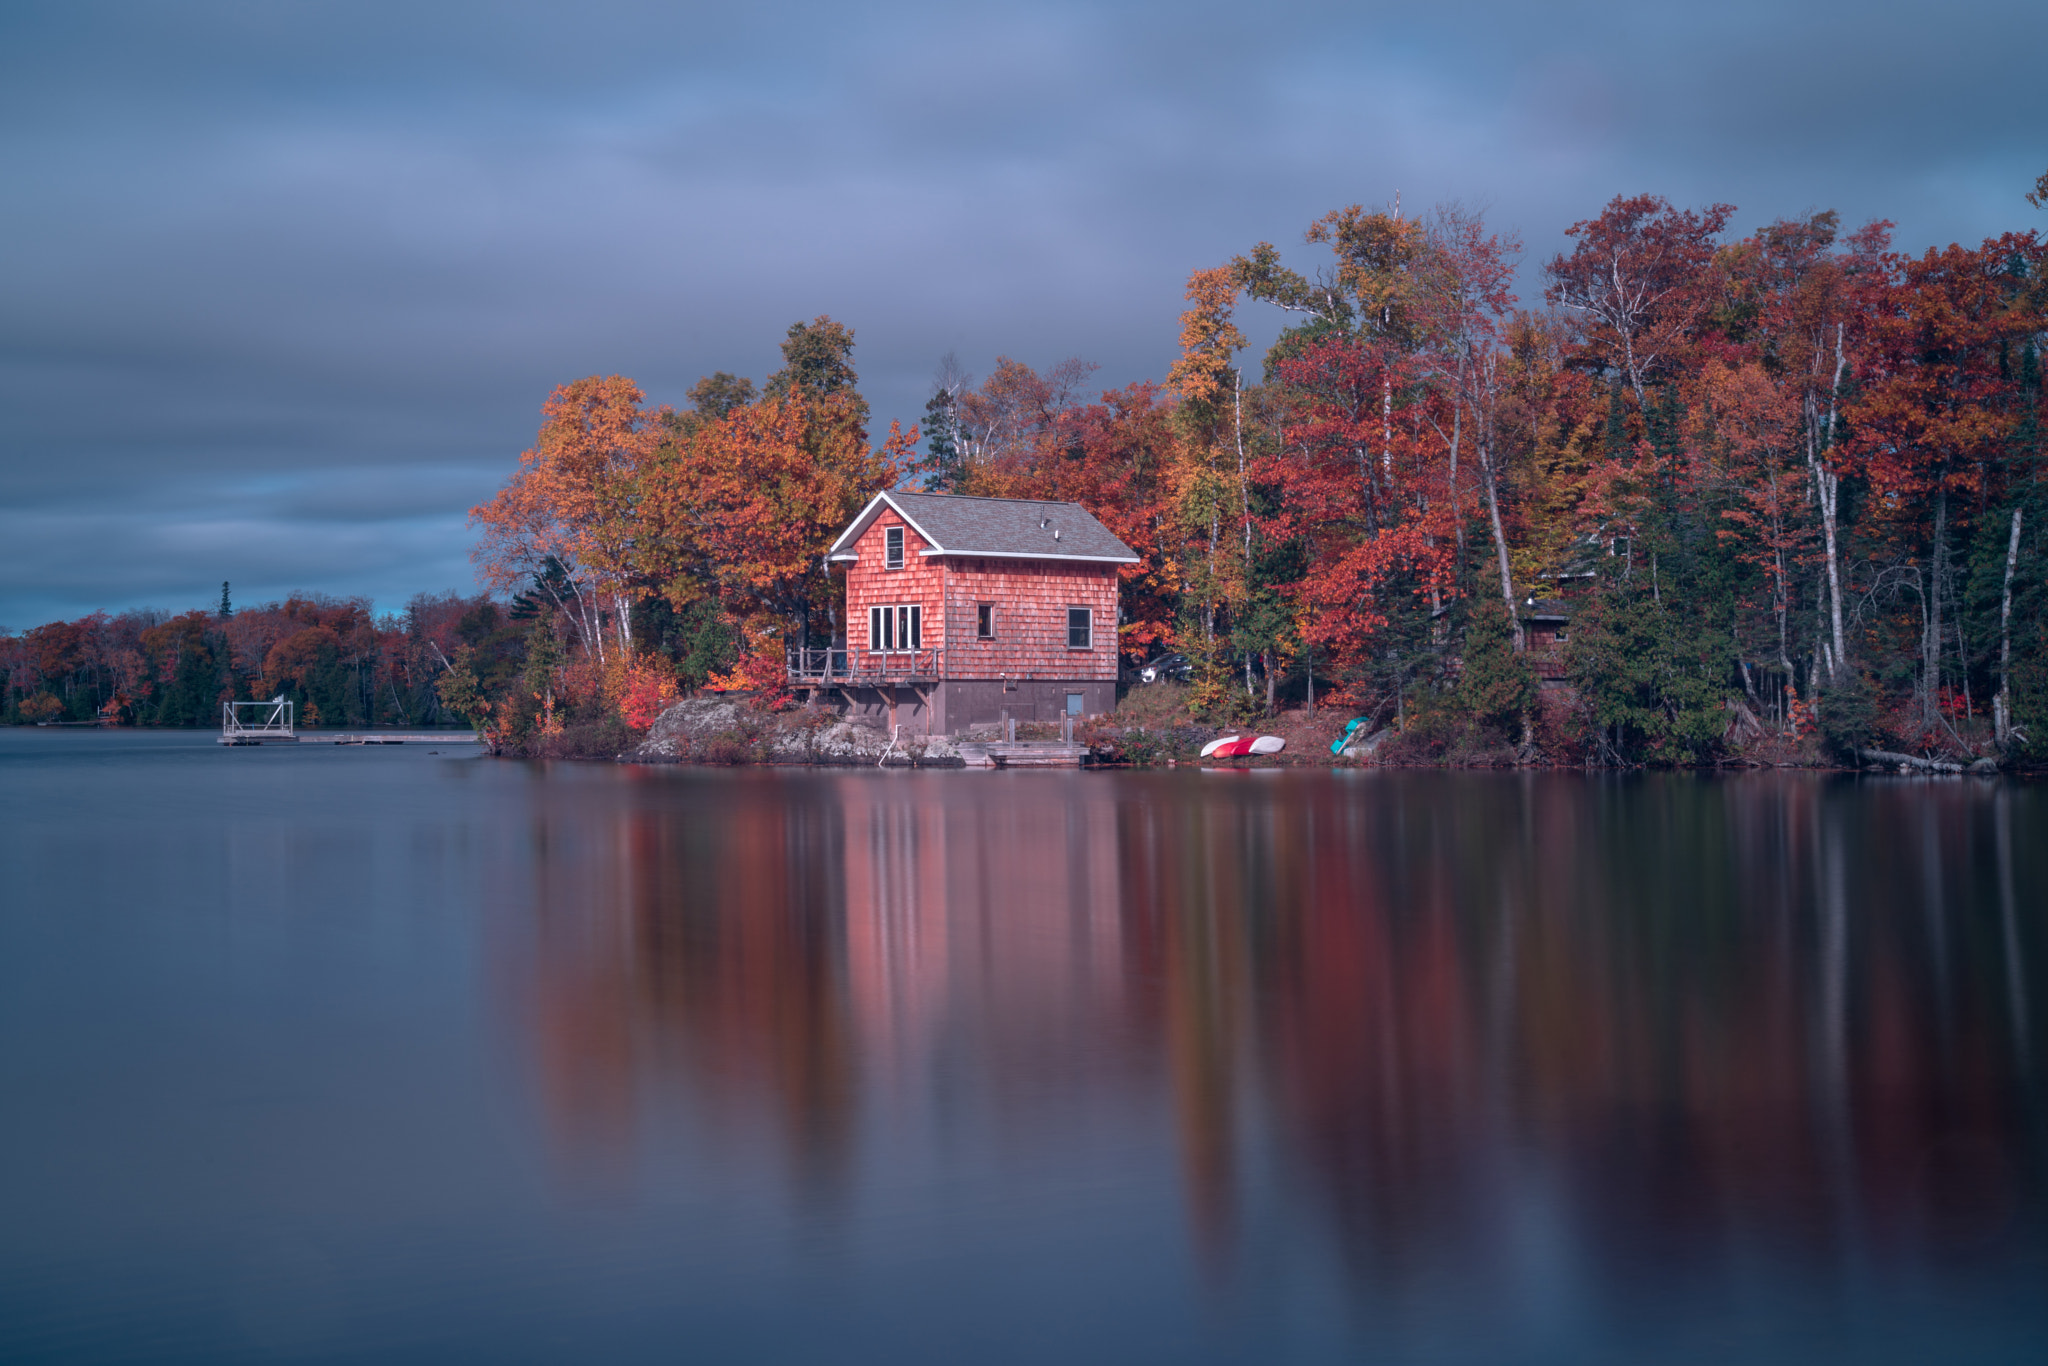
[508, 770, 2043, 1335]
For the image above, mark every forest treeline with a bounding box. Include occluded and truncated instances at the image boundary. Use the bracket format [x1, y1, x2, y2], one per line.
[0, 587, 525, 731]
[8, 175, 2047, 765]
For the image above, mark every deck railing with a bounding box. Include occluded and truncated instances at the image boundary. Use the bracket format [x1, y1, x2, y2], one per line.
[223, 696, 295, 738]
[787, 647, 849, 680]
[788, 647, 942, 682]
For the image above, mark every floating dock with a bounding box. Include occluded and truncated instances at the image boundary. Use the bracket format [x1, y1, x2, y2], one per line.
[220, 731, 479, 746]
[978, 741, 1089, 769]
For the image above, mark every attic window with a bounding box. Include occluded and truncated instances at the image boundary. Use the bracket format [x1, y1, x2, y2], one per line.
[885, 526, 905, 569]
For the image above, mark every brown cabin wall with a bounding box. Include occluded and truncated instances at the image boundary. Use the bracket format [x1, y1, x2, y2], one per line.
[837, 678, 1118, 736]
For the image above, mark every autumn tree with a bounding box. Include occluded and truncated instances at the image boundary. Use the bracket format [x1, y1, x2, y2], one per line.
[1546, 194, 1735, 408]
[764, 316, 865, 418]
[1849, 234, 2045, 730]
[638, 387, 913, 688]
[688, 371, 757, 420]
[1413, 205, 1525, 639]
[1228, 203, 1470, 714]
[470, 375, 661, 663]
[1716, 211, 1891, 685]
[1163, 266, 1253, 710]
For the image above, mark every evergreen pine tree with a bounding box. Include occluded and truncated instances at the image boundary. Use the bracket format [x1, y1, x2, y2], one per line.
[1455, 594, 1536, 739]
[922, 387, 962, 492]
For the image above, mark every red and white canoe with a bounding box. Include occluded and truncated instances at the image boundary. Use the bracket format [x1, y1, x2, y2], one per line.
[1199, 734, 1286, 758]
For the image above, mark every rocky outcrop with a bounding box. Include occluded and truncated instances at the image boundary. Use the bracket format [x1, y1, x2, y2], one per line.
[625, 697, 966, 765]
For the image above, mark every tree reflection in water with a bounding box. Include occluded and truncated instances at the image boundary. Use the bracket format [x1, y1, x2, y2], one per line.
[506, 769, 2043, 1320]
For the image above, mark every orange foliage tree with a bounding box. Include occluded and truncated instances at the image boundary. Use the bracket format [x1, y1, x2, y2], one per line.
[640, 391, 912, 694]
[470, 375, 661, 664]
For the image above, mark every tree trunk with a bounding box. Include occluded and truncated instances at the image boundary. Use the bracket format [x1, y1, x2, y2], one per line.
[1806, 326, 1850, 683]
[1448, 350, 1466, 560]
[1925, 487, 1948, 729]
[1477, 421, 1521, 650]
[1234, 372, 1253, 567]
[1858, 748, 1967, 774]
[1996, 507, 2023, 743]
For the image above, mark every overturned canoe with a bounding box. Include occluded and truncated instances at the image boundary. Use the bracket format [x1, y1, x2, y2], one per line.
[1202, 735, 1284, 759]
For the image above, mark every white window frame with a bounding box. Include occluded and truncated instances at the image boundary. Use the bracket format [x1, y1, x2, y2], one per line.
[976, 603, 995, 639]
[884, 526, 905, 569]
[1066, 607, 1092, 650]
[869, 604, 922, 653]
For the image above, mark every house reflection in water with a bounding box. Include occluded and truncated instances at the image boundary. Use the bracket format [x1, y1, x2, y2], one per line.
[505, 769, 2043, 1307]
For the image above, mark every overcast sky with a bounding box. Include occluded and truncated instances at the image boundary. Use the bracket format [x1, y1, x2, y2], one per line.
[2, 0, 2042, 629]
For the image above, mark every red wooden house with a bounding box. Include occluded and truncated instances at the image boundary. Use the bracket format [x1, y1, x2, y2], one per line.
[791, 491, 1139, 735]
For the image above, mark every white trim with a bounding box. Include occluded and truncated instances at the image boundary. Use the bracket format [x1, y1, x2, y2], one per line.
[867, 602, 923, 653]
[823, 489, 1140, 564]
[824, 491, 945, 560]
[916, 548, 1138, 564]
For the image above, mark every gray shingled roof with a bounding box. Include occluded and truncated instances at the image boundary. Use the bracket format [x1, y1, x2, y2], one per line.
[826, 491, 1139, 564]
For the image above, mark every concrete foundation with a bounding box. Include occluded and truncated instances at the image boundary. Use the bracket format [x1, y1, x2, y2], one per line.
[824, 678, 1117, 737]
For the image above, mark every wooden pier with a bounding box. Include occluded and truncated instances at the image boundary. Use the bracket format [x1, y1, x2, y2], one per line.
[220, 731, 479, 746]
[316, 733, 480, 746]
[218, 698, 479, 746]
[978, 741, 1089, 769]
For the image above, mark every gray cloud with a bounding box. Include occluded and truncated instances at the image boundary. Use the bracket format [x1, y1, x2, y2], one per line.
[3, 0, 2042, 628]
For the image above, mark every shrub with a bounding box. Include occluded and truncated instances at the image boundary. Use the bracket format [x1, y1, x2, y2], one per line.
[1102, 727, 1171, 766]
[700, 729, 757, 765]
[1816, 672, 1881, 762]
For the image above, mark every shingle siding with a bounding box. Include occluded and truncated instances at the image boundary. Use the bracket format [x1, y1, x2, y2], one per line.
[822, 493, 1127, 734]
[844, 517, 1118, 683]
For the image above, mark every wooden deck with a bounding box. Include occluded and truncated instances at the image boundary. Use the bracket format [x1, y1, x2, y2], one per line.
[978, 741, 1089, 769]
[219, 732, 479, 746]
[788, 646, 944, 686]
[317, 733, 481, 745]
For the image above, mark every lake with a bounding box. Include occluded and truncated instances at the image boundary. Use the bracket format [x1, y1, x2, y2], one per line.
[1, 729, 2042, 1363]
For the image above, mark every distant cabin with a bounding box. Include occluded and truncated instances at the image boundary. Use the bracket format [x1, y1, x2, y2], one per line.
[791, 491, 1139, 735]
[1522, 596, 1574, 683]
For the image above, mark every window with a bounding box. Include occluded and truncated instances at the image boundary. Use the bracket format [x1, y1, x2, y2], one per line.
[869, 604, 922, 653]
[884, 526, 905, 569]
[976, 603, 994, 639]
[1067, 607, 1092, 649]
[1065, 693, 1084, 716]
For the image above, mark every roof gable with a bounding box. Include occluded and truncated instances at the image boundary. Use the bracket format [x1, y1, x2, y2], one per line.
[826, 491, 1138, 564]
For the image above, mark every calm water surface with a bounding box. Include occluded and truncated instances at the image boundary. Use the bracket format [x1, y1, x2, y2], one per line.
[1, 730, 2042, 1363]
